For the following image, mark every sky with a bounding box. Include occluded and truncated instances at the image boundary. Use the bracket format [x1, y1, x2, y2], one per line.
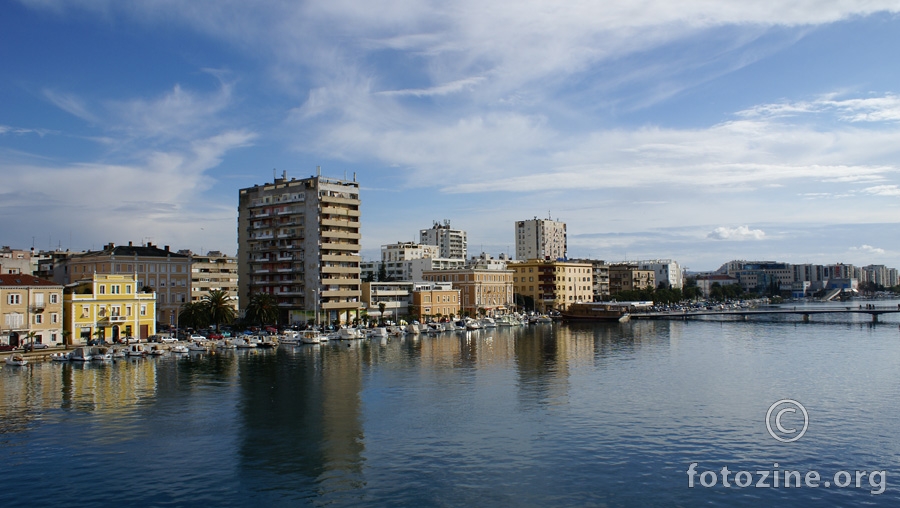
[3, 1, 900, 272]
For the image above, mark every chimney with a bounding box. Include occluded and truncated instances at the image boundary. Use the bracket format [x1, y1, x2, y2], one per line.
[128, 241, 133, 247]
[164, 245, 170, 252]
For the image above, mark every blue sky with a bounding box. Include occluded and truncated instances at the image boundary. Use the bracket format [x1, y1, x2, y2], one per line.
[3, 1, 900, 271]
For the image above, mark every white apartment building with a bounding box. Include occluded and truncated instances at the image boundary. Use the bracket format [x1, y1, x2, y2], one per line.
[382, 242, 439, 280]
[420, 220, 467, 260]
[515, 217, 566, 261]
[637, 259, 684, 289]
[238, 170, 362, 325]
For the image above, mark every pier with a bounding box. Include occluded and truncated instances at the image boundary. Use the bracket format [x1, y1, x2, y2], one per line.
[631, 305, 900, 323]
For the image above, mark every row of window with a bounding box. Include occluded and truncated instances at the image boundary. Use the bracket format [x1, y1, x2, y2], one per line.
[6, 293, 60, 305]
[74, 263, 187, 273]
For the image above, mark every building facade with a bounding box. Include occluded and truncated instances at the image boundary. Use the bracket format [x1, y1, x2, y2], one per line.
[421, 268, 514, 316]
[0, 274, 64, 348]
[361, 281, 414, 323]
[238, 170, 362, 325]
[187, 250, 239, 312]
[64, 274, 156, 344]
[608, 264, 656, 295]
[411, 282, 460, 321]
[420, 220, 467, 260]
[515, 217, 567, 261]
[62, 242, 189, 328]
[510, 259, 592, 312]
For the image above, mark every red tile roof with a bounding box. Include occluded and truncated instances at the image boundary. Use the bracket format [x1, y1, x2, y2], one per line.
[0, 274, 62, 287]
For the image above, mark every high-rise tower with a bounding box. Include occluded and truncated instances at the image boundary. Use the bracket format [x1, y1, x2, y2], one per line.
[238, 170, 361, 324]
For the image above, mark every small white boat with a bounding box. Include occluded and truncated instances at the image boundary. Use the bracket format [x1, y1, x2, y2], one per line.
[187, 342, 208, 352]
[280, 331, 301, 345]
[367, 327, 389, 339]
[128, 344, 147, 357]
[300, 330, 324, 344]
[147, 345, 168, 356]
[338, 327, 364, 340]
[50, 352, 70, 362]
[111, 348, 127, 358]
[171, 344, 189, 354]
[91, 347, 112, 361]
[5, 354, 28, 366]
[69, 347, 92, 361]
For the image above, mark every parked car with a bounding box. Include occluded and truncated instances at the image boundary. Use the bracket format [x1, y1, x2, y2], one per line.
[208, 333, 224, 340]
[189, 334, 206, 341]
[159, 336, 177, 343]
[24, 342, 50, 351]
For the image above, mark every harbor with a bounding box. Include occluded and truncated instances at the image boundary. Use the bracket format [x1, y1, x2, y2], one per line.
[3, 314, 900, 507]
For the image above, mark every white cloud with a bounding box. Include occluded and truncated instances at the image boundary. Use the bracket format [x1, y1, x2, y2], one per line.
[707, 226, 766, 240]
[850, 244, 886, 254]
[862, 185, 900, 196]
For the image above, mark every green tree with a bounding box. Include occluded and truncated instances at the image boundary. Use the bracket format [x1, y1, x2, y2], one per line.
[245, 292, 279, 327]
[179, 302, 210, 329]
[378, 302, 386, 325]
[203, 290, 236, 332]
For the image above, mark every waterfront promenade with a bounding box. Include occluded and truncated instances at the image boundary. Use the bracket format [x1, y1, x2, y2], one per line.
[632, 304, 900, 322]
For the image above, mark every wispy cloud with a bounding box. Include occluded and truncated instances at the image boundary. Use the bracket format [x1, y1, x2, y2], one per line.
[707, 226, 766, 240]
[850, 244, 886, 254]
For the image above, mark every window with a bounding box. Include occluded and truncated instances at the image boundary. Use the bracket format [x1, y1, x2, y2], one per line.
[50, 293, 58, 304]
[99, 285, 106, 295]
[35, 314, 43, 324]
[111, 285, 120, 294]
[8, 294, 20, 305]
[82, 305, 89, 317]
[35, 293, 44, 306]
[126, 285, 132, 294]
[51, 313, 58, 324]
[140, 305, 147, 316]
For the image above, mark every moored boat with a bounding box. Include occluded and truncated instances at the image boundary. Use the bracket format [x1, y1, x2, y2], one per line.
[559, 302, 631, 322]
[5, 353, 27, 366]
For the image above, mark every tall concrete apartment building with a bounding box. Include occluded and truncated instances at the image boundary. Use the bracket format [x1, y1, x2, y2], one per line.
[185, 250, 239, 313]
[515, 217, 567, 261]
[420, 220, 467, 260]
[238, 170, 362, 325]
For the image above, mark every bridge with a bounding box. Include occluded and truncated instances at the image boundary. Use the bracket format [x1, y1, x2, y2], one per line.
[630, 305, 900, 323]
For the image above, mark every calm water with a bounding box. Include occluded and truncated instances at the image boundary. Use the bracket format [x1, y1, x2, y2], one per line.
[2, 303, 900, 507]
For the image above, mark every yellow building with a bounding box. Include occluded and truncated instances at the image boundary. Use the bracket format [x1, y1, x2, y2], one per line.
[510, 259, 593, 313]
[0, 274, 64, 348]
[64, 274, 156, 344]
[411, 282, 461, 321]
[63, 242, 189, 329]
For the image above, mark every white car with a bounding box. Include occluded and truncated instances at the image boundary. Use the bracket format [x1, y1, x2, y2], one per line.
[189, 334, 207, 341]
[159, 336, 177, 343]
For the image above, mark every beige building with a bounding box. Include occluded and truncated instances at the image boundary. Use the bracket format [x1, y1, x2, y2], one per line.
[187, 250, 239, 312]
[0, 274, 64, 348]
[361, 281, 414, 323]
[411, 282, 460, 321]
[609, 263, 656, 295]
[238, 170, 362, 325]
[511, 259, 593, 312]
[421, 267, 514, 317]
[63, 242, 190, 328]
[64, 274, 157, 344]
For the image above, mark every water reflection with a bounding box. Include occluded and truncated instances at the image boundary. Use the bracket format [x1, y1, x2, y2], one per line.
[235, 344, 366, 503]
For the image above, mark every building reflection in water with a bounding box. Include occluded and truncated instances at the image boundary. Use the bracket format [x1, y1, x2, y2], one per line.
[235, 345, 366, 503]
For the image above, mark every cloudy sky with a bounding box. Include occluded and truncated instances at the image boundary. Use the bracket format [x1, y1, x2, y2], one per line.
[3, 1, 900, 271]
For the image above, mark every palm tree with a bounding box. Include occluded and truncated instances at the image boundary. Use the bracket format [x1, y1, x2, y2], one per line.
[203, 290, 235, 333]
[378, 302, 386, 326]
[179, 302, 210, 330]
[244, 292, 279, 327]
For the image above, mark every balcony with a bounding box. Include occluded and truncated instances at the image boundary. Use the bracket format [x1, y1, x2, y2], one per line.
[29, 305, 44, 313]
